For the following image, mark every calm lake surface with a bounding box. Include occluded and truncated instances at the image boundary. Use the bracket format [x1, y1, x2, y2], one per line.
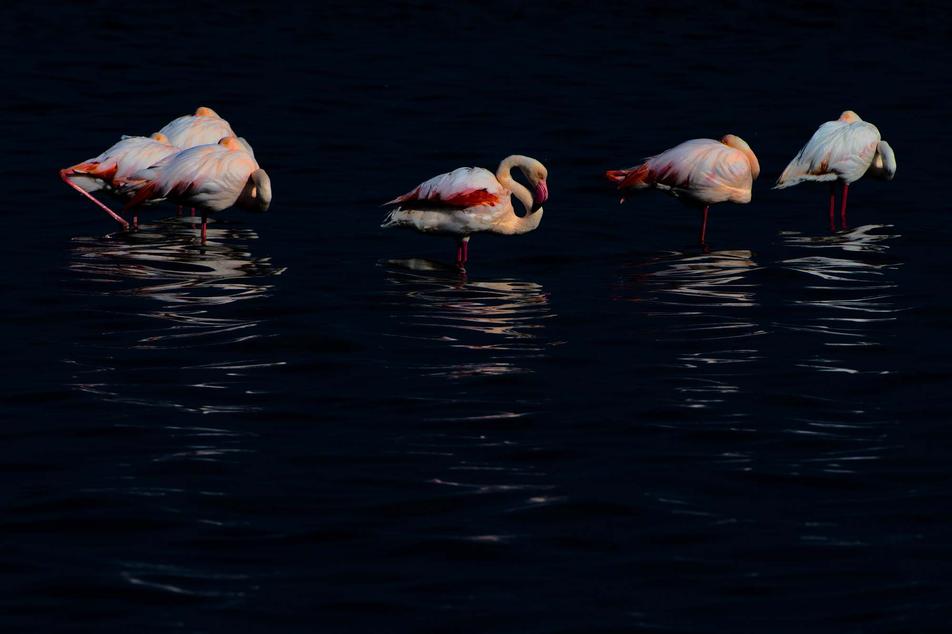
[3, 2, 952, 631]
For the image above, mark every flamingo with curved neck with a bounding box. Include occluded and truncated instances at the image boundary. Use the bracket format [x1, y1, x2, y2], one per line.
[382, 154, 549, 267]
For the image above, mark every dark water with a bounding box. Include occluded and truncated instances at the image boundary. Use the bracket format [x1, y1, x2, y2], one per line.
[3, 2, 952, 631]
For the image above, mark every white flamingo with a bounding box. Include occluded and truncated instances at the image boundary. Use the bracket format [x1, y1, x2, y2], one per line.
[775, 110, 896, 229]
[382, 154, 549, 266]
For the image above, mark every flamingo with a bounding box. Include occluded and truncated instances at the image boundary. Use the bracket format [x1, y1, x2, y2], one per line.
[606, 135, 760, 245]
[775, 110, 896, 230]
[60, 132, 180, 230]
[118, 136, 271, 244]
[381, 155, 549, 267]
[155, 106, 246, 151]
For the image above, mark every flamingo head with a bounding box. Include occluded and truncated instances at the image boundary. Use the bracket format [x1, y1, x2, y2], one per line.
[150, 132, 171, 144]
[195, 106, 220, 117]
[839, 110, 862, 123]
[518, 157, 549, 212]
[721, 134, 760, 180]
[244, 168, 272, 211]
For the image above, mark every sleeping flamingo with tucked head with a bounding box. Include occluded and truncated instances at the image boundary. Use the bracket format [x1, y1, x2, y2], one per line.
[606, 135, 760, 244]
[775, 110, 896, 230]
[117, 136, 271, 244]
[59, 132, 180, 229]
[382, 155, 549, 267]
[155, 106, 245, 151]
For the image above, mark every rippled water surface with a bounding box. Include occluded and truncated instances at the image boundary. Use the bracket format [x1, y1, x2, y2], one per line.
[3, 2, 952, 632]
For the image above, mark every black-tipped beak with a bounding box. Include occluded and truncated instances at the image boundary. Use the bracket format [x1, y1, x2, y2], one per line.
[531, 180, 548, 212]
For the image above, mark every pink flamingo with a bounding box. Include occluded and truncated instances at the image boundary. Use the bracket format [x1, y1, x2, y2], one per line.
[775, 110, 896, 230]
[382, 154, 549, 267]
[59, 132, 180, 230]
[117, 137, 271, 244]
[606, 135, 760, 245]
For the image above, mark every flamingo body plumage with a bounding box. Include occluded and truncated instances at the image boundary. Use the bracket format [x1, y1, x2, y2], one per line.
[776, 111, 895, 188]
[382, 155, 549, 266]
[775, 111, 896, 229]
[155, 106, 239, 150]
[606, 135, 760, 243]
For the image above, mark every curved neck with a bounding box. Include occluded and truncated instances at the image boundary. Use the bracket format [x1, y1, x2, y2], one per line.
[495, 156, 542, 234]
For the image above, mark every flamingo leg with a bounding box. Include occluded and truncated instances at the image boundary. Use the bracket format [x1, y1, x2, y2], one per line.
[177, 205, 183, 217]
[191, 207, 195, 217]
[462, 237, 469, 264]
[455, 238, 464, 266]
[829, 183, 836, 232]
[840, 182, 849, 230]
[699, 206, 709, 245]
[59, 170, 130, 230]
[201, 212, 207, 244]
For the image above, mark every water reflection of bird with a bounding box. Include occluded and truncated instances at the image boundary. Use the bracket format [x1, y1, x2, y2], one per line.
[615, 249, 763, 408]
[606, 135, 760, 244]
[382, 259, 556, 379]
[778, 224, 902, 371]
[67, 219, 284, 413]
[382, 155, 549, 267]
[775, 111, 896, 230]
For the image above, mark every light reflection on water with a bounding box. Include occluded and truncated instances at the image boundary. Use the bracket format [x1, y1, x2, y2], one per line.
[615, 249, 764, 410]
[65, 217, 285, 414]
[381, 258, 558, 523]
[778, 225, 904, 365]
[382, 258, 558, 380]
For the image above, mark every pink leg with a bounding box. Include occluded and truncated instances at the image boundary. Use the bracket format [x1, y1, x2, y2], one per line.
[132, 214, 138, 230]
[840, 182, 849, 229]
[699, 206, 709, 244]
[829, 183, 836, 232]
[191, 207, 195, 217]
[455, 238, 464, 266]
[177, 205, 183, 217]
[462, 237, 469, 264]
[201, 212, 207, 244]
[59, 170, 130, 230]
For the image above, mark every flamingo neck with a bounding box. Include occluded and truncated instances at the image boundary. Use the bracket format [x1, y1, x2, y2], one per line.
[495, 156, 542, 234]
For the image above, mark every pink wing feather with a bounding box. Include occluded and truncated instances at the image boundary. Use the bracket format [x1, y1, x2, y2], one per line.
[387, 167, 504, 209]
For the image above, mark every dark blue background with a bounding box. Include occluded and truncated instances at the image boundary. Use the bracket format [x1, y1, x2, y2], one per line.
[2, 2, 951, 632]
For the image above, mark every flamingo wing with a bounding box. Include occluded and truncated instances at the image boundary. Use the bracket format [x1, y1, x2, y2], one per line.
[386, 167, 505, 209]
[646, 139, 753, 203]
[776, 120, 881, 188]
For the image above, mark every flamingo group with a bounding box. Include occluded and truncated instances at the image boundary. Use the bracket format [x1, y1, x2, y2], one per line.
[60, 107, 271, 244]
[61, 108, 895, 263]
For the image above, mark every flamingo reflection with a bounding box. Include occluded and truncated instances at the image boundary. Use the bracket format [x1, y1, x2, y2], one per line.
[67, 217, 285, 413]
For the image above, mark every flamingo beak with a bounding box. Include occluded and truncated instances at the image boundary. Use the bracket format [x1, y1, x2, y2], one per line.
[531, 180, 548, 212]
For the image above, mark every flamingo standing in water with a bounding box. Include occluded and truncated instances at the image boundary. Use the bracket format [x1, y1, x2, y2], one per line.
[118, 136, 271, 244]
[606, 135, 760, 245]
[59, 132, 180, 229]
[775, 110, 896, 230]
[155, 106, 246, 150]
[382, 154, 549, 267]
